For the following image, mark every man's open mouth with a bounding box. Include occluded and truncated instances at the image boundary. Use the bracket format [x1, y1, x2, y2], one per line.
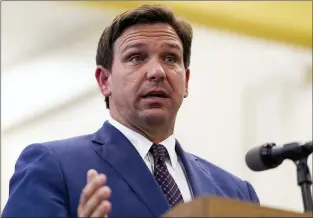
[143, 91, 169, 98]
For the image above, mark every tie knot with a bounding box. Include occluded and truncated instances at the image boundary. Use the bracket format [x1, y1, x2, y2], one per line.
[150, 144, 169, 161]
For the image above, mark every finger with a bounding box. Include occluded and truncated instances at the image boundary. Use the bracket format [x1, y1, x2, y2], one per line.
[87, 169, 98, 183]
[80, 174, 106, 205]
[90, 200, 112, 217]
[78, 170, 97, 218]
[83, 186, 111, 217]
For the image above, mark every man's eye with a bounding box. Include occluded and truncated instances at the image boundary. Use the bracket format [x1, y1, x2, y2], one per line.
[164, 56, 176, 63]
[130, 56, 143, 63]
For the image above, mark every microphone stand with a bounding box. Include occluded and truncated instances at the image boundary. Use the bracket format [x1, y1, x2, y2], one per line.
[293, 142, 313, 212]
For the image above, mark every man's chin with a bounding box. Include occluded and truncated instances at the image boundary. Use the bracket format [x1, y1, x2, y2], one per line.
[140, 109, 169, 125]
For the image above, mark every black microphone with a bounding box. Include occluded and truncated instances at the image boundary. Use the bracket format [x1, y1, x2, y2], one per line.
[246, 140, 313, 212]
[245, 141, 313, 172]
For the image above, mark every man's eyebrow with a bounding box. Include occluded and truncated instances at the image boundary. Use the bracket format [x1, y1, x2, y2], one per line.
[161, 42, 183, 54]
[120, 43, 147, 53]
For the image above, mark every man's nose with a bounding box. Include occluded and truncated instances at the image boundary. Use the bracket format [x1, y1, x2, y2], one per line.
[146, 59, 166, 82]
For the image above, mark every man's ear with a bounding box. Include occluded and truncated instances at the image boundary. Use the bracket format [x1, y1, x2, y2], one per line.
[95, 65, 111, 97]
[184, 68, 190, 98]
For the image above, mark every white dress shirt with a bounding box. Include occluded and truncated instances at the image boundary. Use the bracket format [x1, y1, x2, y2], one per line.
[108, 116, 193, 202]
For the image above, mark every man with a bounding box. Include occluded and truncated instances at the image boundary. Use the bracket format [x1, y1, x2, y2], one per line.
[2, 4, 259, 218]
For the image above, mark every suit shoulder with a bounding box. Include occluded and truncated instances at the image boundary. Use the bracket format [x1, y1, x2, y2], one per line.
[22, 134, 95, 158]
[41, 134, 93, 149]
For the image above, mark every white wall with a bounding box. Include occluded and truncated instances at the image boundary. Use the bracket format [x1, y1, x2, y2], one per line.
[177, 26, 312, 212]
[2, 2, 312, 213]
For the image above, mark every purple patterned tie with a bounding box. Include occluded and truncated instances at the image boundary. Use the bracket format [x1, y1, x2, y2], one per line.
[150, 144, 184, 207]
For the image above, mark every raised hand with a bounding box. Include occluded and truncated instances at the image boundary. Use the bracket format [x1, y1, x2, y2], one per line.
[77, 169, 112, 217]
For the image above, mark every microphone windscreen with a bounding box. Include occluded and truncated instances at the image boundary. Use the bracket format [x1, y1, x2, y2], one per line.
[245, 146, 269, 171]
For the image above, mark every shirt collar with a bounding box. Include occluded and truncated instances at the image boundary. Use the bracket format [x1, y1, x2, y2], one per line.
[107, 115, 178, 170]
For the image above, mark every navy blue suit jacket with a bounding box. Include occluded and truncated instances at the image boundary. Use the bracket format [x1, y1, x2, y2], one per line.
[2, 121, 259, 217]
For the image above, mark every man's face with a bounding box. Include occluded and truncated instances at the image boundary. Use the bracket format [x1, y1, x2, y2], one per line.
[97, 23, 190, 126]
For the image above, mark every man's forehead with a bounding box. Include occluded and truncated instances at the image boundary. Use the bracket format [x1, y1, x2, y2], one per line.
[115, 23, 183, 52]
[119, 41, 183, 54]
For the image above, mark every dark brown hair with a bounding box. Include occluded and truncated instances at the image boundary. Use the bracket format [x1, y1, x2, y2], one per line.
[96, 4, 193, 109]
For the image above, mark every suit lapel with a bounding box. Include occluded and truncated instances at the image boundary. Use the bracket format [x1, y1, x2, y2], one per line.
[92, 122, 170, 217]
[175, 141, 222, 198]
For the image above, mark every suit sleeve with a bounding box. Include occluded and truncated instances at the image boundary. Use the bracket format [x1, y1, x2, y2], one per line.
[245, 181, 260, 204]
[2, 143, 70, 217]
